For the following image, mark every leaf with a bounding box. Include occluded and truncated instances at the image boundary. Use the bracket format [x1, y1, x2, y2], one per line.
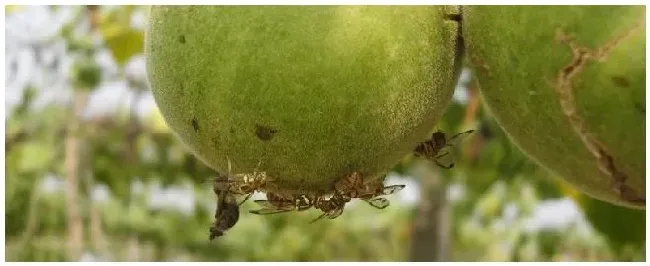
[5, 5, 24, 15]
[103, 28, 144, 67]
[98, 6, 144, 67]
[18, 141, 55, 173]
[72, 58, 102, 90]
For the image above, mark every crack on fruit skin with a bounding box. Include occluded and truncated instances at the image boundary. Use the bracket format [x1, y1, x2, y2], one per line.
[443, 13, 462, 22]
[553, 18, 645, 206]
[450, 6, 465, 78]
[254, 124, 278, 141]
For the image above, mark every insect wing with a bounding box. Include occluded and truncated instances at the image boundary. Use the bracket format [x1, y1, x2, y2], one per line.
[249, 208, 292, 215]
[382, 185, 405, 195]
[253, 200, 277, 209]
[365, 197, 390, 209]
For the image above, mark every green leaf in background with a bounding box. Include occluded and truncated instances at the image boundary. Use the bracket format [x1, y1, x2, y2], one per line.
[18, 141, 56, 173]
[99, 6, 143, 67]
[103, 28, 144, 67]
[72, 58, 102, 90]
[5, 5, 24, 15]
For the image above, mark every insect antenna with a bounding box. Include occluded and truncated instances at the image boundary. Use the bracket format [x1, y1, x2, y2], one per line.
[446, 129, 476, 146]
[249, 208, 293, 215]
[309, 212, 327, 223]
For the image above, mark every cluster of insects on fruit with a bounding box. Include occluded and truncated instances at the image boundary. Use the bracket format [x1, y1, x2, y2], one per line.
[207, 129, 474, 240]
[207, 164, 405, 240]
[249, 171, 405, 223]
[413, 129, 475, 169]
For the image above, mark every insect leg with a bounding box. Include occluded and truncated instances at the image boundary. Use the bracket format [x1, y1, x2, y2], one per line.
[238, 193, 254, 206]
[435, 160, 454, 169]
[434, 151, 449, 159]
[327, 208, 344, 219]
[309, 212, 328, 223]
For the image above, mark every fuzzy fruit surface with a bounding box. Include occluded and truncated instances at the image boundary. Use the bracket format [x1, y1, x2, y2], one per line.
[146, 6, 461, 193]
[464, 6, 645, 209]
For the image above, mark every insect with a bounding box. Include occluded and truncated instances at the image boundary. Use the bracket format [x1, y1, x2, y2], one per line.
[208, 157, 267, 240]
[310, 192, 349, 223]
[334, 172, 364, 198]
[356, 180, 405, 209]
[249, 192, 314, 215]
[234, 169, 270, 205]
[413, 129, 475, 169]
[334, 172, 405, 209]
[208, 158, 270, 206]
[209, 193, 240, 240]
[209, 172, 241, 240]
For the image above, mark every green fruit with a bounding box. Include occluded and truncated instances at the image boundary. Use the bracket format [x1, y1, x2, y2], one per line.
[464, 6, 645, 209]
[145, 6, 462, 193]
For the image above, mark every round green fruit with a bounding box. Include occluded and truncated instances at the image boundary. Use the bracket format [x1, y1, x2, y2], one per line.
[463, 6, 645, 209]
[145, 6, 462, 193]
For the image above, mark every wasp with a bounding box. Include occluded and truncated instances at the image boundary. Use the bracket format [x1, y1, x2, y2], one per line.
[248, 192, 314, 215]
[413, 129, 475, 169]
[209, 191, 240, 240]
[334, 172, 405, 209]
[209, 170, 241, 240]
[250, 192, 348, 223]
[208, 158, 270, 206]
[357, 180, 405, 209]
[310, 192, 350, 223]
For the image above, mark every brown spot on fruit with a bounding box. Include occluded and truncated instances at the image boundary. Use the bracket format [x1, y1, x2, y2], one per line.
[191, 118, 199, 132]
[612, 76, 630, 87]
[255, 124, 278, 141]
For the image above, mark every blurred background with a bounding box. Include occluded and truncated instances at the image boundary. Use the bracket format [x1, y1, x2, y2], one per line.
[4, 5, 646, 262]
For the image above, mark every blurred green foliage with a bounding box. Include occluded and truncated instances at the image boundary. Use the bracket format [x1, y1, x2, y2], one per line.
[4, 5, 645, 262]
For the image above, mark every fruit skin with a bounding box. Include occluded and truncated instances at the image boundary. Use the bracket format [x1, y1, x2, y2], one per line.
[463, 6, 645, 209]
[145, 6, 462, 192]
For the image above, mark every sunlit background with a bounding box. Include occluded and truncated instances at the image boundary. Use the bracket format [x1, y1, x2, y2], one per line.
[4, 5, 645, 262]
